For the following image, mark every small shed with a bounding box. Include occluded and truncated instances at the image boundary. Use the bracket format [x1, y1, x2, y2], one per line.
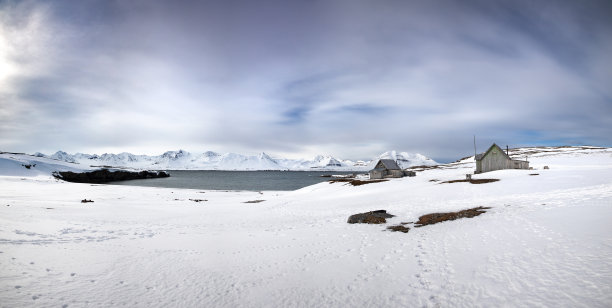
[475, 143, 529, 174]
[369, 159, 404, 179]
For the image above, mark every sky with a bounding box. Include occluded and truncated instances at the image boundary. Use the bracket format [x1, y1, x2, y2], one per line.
[1, 0, 611, 162]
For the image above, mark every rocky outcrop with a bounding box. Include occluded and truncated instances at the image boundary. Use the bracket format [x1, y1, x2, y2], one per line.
[347, 210, 395, 224]
[53, 169, 170, 183]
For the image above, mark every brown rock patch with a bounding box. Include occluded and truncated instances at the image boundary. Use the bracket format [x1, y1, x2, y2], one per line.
[244, 200, 265, 203]
[415, 206, 491, 227]
[387, 225, 410, 233]
[440, 179, 499, 184]
[330, 179, 388, 186]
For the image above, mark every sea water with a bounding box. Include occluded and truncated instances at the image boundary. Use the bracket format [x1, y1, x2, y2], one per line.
[110, 170, 358, 191]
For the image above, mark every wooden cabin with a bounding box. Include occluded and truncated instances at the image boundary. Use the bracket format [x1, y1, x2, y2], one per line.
[475, 143, 529, 174]
[369, 159, 405, 179]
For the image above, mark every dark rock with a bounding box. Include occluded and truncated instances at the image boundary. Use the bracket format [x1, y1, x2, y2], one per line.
[440, 179, 499, 184]
[330, 179, 388, 186]
[81, 199, 94, 203]
[53, 169, 170, 183]
[387, 225, 410, 233]
[347, 210, 395, 224]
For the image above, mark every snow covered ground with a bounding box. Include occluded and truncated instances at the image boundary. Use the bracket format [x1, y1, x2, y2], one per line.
[1, 146, 611, 307]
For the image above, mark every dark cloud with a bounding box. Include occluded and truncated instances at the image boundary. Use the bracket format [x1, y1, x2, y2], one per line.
[1, 0, 610, 161]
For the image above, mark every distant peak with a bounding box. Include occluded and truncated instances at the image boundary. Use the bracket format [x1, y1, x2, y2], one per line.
[203, 151, 219, 157]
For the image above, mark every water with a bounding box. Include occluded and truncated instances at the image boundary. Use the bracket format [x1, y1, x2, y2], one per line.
[110, 170, 358, 191]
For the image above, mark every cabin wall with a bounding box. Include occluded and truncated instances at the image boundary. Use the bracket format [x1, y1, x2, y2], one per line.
[476, 160, 482, 173]
[509, 160, 529, 169]
[369, 170, 384, 179]
[386, 170, 404, 178]
[404, 170, 416, 177]
[480, 150, 510, 173]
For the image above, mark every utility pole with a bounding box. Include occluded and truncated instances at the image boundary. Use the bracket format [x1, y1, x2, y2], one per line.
[473, 135, 477, 159]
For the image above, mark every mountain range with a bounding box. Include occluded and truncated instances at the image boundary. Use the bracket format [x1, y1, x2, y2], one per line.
[33, 150, 438, 171]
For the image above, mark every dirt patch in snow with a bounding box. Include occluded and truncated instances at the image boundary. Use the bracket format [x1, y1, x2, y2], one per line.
[347, 210, 394, 224]
[330, 179, 388, 186]
[244, 200, 265, 203]
[415, 206, 491, 227]
[440, 179, 499, 184]
[407, 165, 440, 170]
[387, 225, 410, 233]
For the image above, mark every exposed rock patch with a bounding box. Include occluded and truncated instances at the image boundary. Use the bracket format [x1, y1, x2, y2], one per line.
[53, 169, 170, 183]
[415, 206, 491, 227]
[330, 179, 388, 186]
[244, 200, 265, 203]
[440, 179, 499, 184]
[387, 225, 410, 233]
[347, 210, 394, 224]
[81, 199, 94, 203]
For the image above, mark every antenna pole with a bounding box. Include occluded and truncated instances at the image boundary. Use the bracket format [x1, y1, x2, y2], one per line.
[473, 135, 477, 158]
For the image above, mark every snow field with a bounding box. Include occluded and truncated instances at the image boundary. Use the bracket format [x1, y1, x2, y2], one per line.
[0, 147, 611, 307]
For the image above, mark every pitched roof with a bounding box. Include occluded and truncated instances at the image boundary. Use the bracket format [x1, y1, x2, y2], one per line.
[475, 143, 511, 161]
[378, 159, 401, 170]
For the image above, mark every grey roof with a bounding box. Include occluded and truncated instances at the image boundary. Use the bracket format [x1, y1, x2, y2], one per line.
[378, 159, 401, 170]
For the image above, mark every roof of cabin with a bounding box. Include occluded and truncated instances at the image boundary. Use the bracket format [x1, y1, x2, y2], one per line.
[377, 159, 401, 170]
[475, 143, 511, 161]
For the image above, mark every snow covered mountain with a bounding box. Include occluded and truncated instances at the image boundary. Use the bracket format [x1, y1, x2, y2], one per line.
[30, 150, 439, 171]
[375, 150, 438, 169]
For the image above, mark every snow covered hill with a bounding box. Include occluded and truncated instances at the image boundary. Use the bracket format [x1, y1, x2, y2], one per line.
[25, 149, 439, 171]
[0, 152, 92, 176]
[0, 146, 610, 307]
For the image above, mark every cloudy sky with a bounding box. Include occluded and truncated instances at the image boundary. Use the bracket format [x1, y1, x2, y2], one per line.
[1, 0, 611, 162]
